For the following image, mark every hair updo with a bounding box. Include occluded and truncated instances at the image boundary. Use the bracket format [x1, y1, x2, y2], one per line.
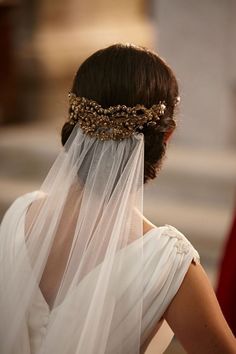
[61, 43, 179, 183]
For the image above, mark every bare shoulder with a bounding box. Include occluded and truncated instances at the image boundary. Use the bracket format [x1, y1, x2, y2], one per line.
[142, 216, 157, 235]
[25, 192, 47, 233]
[164, 262, 236, 354]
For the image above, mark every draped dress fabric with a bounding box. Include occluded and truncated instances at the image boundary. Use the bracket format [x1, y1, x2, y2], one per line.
[0, 191, 200, 354]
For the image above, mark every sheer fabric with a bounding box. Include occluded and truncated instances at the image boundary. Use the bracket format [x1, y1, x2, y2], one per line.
[0, 126, 144, 353]
[0, 126, 200, 354]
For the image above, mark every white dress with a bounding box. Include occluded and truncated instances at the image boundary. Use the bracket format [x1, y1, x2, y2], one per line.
[0, 192, 200, 354]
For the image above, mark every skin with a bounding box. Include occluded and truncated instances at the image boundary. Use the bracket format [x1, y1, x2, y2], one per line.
[26, 132, 236, 352]
[143, 219, 236, 354]
[164, 262, 236, 354]
[26, 195, 236, 352]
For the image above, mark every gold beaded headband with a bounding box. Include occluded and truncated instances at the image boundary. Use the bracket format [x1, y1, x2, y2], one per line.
[68, 93, 180, 141]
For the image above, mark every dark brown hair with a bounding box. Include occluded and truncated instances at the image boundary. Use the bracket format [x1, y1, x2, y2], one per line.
[61, 43, 179, 183]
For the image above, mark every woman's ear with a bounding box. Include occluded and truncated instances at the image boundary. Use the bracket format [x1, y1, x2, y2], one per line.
[164, 130, 174, 143]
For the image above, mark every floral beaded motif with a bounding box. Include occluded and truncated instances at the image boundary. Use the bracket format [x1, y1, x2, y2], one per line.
[68, 93, 168, 141]
[163, 225, 200, 264]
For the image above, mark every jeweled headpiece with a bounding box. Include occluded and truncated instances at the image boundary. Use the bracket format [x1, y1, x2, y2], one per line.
[68, 93, 179, 141]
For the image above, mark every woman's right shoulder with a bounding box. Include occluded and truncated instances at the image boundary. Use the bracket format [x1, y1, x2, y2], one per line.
[164, 262, 236, 353]
[145, 224, 200, 265]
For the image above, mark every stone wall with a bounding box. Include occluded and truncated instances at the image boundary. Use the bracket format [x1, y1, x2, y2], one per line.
[156, 0, 236, 149]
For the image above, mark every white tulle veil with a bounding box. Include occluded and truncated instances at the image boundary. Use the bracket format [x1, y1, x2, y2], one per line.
[0, 124, 145, 354]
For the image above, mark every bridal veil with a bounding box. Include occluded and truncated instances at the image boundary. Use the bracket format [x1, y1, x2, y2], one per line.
[0, 43, 188, 354]
[0, 124, 146, 353]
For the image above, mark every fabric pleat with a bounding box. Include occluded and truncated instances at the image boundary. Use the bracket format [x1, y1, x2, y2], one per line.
[0, 126, 200, 354]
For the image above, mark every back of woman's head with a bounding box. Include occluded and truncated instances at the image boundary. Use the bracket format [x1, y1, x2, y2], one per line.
[61, 43, 179, 183]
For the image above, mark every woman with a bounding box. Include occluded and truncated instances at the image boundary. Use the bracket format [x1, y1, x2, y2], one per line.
[0, 43, 235, 354]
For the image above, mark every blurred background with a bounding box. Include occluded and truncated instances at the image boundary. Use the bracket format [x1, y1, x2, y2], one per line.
[0, 0, 236, 353]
